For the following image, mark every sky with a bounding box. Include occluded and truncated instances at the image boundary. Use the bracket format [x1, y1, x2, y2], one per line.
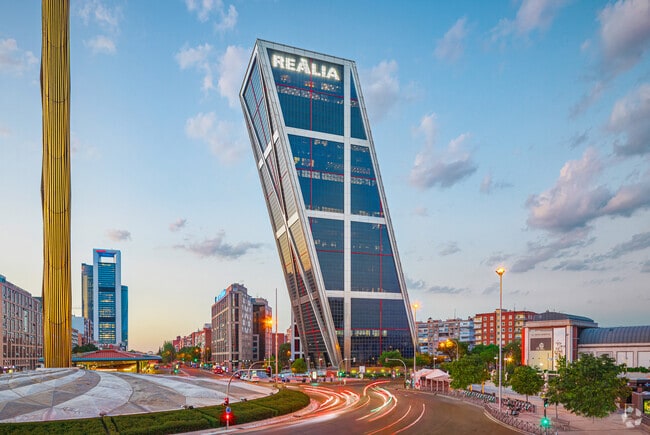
[1, 0, 649, 353]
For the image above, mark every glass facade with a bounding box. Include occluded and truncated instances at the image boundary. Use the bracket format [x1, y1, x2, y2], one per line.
[241, 40, 415, 368]
[92, 249, 127, 348]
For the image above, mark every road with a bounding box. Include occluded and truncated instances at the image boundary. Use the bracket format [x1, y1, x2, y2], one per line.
[235, 380, 516, 434]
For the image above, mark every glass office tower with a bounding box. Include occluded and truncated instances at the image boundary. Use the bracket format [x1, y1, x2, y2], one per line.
[240, 40, 415, 368]
[92, 249, 127, 349]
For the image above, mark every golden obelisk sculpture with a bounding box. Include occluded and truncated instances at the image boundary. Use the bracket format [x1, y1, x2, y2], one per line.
[41, 0, 71, 367]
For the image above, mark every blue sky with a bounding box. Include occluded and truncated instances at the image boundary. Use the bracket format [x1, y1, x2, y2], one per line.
[1, 0, 649, 353]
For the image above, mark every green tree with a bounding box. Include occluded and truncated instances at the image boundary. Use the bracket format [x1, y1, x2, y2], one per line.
[72, 343, 98, 354]
[509, 365, 544, 401]
[471, 344, 499, 369]
[292, 358, 307, 374]
[278, 342, 291, 368]
[555, 354, 630, 419]
[503, 340, 522, 366]
[159, 341, 176, 364]
[447, 354, 489, 390]
[379, 350, 405, 368]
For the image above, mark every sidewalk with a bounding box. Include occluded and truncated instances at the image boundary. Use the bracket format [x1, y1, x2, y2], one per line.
[470, 382, 647, 433]
[0, 368, 272, 423]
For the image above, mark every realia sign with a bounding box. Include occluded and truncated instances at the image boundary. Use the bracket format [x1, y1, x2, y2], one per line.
[271, 52, 341, 81]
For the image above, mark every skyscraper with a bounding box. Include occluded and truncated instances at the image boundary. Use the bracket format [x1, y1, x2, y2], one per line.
[240, 40, 416, 368]
[90, 249, 128, 348]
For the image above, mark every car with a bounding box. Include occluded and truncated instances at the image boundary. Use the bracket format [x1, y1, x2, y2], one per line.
[213, 367, 224, 374]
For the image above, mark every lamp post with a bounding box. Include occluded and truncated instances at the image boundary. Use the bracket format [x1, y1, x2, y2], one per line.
[338, 358, 348, 385]
[386, 357, 408, 388]
[495, 267, 505, 410]
[446, 338, 459, 361]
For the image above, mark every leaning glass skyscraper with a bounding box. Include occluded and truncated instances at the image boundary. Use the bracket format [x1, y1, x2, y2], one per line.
[240, 40, 415, 368]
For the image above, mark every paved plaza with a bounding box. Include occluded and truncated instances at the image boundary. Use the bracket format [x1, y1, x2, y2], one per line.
[0, 368, 273, 423]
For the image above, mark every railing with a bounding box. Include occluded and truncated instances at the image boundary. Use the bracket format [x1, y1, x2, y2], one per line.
[484, 404, 543, 435]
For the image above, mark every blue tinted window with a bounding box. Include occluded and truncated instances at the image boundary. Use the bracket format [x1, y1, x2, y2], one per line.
[350, 77, 367, 140]
[310, 218, 344, 290]
[269, 49, 344, 136]
[243, 60, 272, 152]
[290, 135, 344, 213]
[351, 222, 400, 293]
[351, 145, 382, 217]
[349, 299, 414, 362]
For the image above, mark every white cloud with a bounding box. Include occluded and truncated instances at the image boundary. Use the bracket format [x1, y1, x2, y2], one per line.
[511, 228, 594, 273]
[214, 5, 238, 33]
[480, 172, 513, 194]
[174, 230, 262, 259]
[599, 0, 650, 75]
[176, 44, 214, 93]
[77, 1, 121, 54]
[106, 229, 131, 242]
[185, 0, 238, 32]
[185, 112, 245, 163]
[439, 241, 461, 256]
[608, 83, 650, 156]
[526, 148, 650, 232]
[491, 0, 569, 42]
[362, 60, 401, 120]
[409, 117, 477, 189]
[0, 38, 37, 75]
[169, 218, 187, 232]
[435, 17, 468, 63]
[84, 36, 116, 55]
[217, 45, 248, 108]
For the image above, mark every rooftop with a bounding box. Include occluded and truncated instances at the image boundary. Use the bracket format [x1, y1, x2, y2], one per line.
[579, 326, 650, 345]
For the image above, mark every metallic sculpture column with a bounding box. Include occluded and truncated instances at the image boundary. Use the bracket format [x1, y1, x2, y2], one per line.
[41, 0, 71, 368]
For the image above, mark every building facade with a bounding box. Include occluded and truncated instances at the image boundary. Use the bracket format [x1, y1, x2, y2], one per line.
[211, 283, 253, 369]
[473, 309, 536, 346]
[0, 275, 43, 371]
[240, 40, 416, 369]
[252, 298, 272, 362]
[81, 263, 94, 340]
[418, 317, 475, 356]
[90, 249, 128, 348]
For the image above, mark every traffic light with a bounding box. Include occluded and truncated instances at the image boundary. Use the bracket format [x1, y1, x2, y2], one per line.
[223, 397, 229, 406]
[543, 398, 549, 408]
[540, 416, 551, 428]
[266, 366, 272, 376]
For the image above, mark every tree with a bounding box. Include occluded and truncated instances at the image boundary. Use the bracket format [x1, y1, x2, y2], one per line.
[509, 365, 544, 401]
[291, 358, 307, 374]
[447, 354, 489, 390]
[72, 343, 98, 354]
[471, 344, 499, 369]
[278, 342, 291, 368]
[379, 350, 404, 368]
[503, 340, 522, 366]
[554, 354, 631, 419]
[159, 341, 176, 364]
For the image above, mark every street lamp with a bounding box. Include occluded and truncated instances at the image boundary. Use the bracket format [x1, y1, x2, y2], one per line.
[412, 302, 420, 378]
[495, 267, 505, 410]
[445, 338, 459, 361]
[386, 357, 408, 388]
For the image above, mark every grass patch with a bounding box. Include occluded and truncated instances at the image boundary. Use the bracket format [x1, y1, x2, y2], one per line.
[0, 388, 309, 434]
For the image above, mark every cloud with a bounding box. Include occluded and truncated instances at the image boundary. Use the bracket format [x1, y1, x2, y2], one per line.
[526, 148, 608, 232]
[175, 230, 261, 259]
[480, 173, 513, 194]
[185, 111, 245, 163]
[482, 252, 511, 267]
[0, 38, 37, 75]
[217, 46, 248, 107]
[77, 1, 121, 54]
[608, 83, 650, 156]
[84, 36, 116, 55]
[185, 0, 238, 32]
[362, 60, 401, 120]
[491, 0, 569, 42]
[439, 241, 460, 256]
[176, 43, 214, 93]
[641, 260, 650, 273]
[169, 218, 187, 232]
[435, 17, 468, 63]
[568, 129, 590, 149]
[214, 5, 238, 33]
[569, 81, 606, 119]
[413, 206, 428, 217]
[602, 232, 650, 260]
[511, 228, 594, 273]
[106, 229, 131, 242]
[409, 116, 477, 189]
[407, 278, 466, 294]
[598, 0, 650, 75]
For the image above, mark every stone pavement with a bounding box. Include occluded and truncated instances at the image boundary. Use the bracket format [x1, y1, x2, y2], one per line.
[0, 368, 274, 423]
[468, 382, 647, 434]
